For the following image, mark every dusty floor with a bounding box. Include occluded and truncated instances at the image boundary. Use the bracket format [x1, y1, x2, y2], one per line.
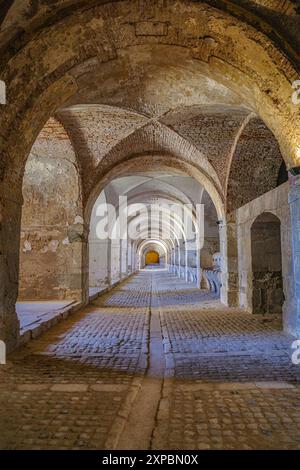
[1, 269, 300, 450]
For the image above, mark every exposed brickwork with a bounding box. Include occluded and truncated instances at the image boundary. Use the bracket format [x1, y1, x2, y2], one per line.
[163, 108, 249, 187]
[38, 117, 69, 141]
[227, 118, 284, 212]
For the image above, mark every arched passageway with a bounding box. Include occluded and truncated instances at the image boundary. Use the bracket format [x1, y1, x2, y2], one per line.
[0, 0, 300, 452]
[86, 166, 220, 291]
[18, 119, 84, 302]
[146, 251, 159, 265]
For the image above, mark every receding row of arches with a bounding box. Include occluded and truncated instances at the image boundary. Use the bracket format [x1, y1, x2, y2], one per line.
[3, 106, 298, 353]
[144, 251, 160, 266]
[17, 138, 287, 332]
[0, 0, 300, 353]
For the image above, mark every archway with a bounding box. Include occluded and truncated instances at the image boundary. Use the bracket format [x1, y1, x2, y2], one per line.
[16, 118, 85, 336]
[145, 251, 160, 266]
[1, 0, 300, 351]
[18, 118, 84, 302]
[1, 1, 300, 451]
[251, 212, 284, 315]
[138, 239, 169, 272]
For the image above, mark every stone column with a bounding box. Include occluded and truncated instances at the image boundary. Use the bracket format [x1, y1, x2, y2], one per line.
[177, 244, 181, 277]
[171, 248, 175, 273]
[120, 238, 128, 278]
[107, 238, 112, 286]
[131, 242, 136, 272]
[186, 243, 197, 283]
[172, 249, 176, 273]
[220, 212, 239, 307]
[285, 174, 300, 337]
[119, 240, 121, 277]
[185, 245, 189, 281]
[179, 242, 185, 278]
[0, 191, 21, 352]
[111, 239, 120, 284]
[89, 238, 110, 288]
[196, 248, 202, 288]
[127, 241, 132, 273]
[67, 221, 89, 304]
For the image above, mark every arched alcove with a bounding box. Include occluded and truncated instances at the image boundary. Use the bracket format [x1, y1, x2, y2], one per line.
[18, 118, 84, 302]
[251, 212, 284, 314]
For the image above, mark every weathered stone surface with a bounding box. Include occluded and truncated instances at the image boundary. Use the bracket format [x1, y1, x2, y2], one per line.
[0, 1, 300, 449]
[1, 270, 300, 450]
[19, 118, 84, 302]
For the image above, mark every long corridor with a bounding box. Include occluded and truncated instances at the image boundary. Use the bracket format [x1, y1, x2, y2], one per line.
[1, 270, 300, 450]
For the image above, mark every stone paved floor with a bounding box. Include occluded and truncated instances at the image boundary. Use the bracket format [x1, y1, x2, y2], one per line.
[1, 269, 300, 449]
[151, 270, 300, 450]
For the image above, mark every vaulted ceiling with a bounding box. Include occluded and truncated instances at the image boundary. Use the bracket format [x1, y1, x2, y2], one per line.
[1, 1, 299, 65]
[1, 0, 297, 216]
[37, 100, 284, 214]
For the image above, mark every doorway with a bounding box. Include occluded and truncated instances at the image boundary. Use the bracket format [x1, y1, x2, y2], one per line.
[145, 251, 160, 265]
[251, 212, 284, 314]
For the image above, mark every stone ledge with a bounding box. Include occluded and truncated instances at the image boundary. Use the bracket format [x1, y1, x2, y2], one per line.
[19, 301, 80, 346]
[18, 271, 139, 347]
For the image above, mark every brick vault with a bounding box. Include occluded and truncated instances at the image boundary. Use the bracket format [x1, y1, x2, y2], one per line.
[0, 0, 300, 451]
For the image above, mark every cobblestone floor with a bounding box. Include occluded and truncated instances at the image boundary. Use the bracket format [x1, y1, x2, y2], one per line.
[1, 269, 300, 450]
[152, 270, 300, 450]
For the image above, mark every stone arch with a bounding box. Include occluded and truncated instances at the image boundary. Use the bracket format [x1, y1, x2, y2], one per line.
[85, 154, 225, 226]
[1, 0, 300, 350]
[19, 117, 85, 302]
[85, 122, 223, 202]
[138, 239, 168, 269]
[85, 156, 217, 287]
[1, 1, 299, 189]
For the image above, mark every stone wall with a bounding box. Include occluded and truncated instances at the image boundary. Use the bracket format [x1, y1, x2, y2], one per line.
[89, 240, 110, 288]
[111, 240, 121, 284]
[236, 183, 293, 328]
[19, 126, 84, 301]
[201, 190, 220, 280]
